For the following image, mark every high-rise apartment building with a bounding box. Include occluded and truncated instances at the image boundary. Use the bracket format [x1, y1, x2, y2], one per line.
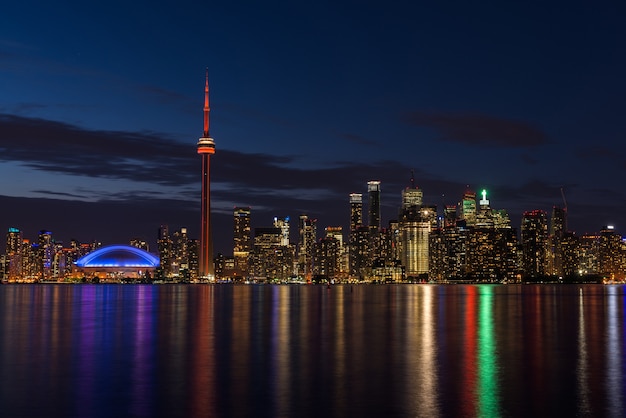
[521, 210, 548, 278]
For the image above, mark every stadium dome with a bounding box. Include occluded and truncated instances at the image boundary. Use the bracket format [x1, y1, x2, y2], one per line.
[74, 245, 159, 282]
[76, 245, 160, 268]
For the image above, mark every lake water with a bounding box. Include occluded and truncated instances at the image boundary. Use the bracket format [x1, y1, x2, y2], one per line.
[0, 284, 624, 417]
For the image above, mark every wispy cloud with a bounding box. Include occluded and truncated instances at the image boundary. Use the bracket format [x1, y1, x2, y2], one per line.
[404, 111, 548, 147]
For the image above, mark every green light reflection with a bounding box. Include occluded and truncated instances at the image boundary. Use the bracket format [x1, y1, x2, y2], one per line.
[478, 285, 500, 417]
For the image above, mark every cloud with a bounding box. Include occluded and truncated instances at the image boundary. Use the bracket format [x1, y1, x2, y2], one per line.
[0, 113, 196, 186]
[404, 111, 548, 147]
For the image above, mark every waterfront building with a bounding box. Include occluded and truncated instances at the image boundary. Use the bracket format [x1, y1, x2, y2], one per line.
[188, 239, 199, 279]
[349, 193, 369, 279]
[6, 227, 22, 282]
[233, 207, 252, 277]
[171, 228, 190, 279]
[297, 215, 317, 278]
[578, 233, 599, 275]
[349, 225, 370, 280]
[598, 225, 624, 280]
[38, 230, 54, 281]
[157, 225, 172, 278]
[314, 235, 341, 279]
[197, 70, 216, 279]
[561, 232, 580, 278]
[521, 210, 548, 278]
[251, 225, 295, 281]
[400, 205, 431, 278]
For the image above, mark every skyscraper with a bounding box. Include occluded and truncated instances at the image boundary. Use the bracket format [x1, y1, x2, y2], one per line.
[368, 180, 382, 263]
[233, 207, 251, 276]
[6, 227, 22, 281]
[298, 214, 316, 278]
[197, 70, 216, 278]
[521, 210, 548, 279]
[368, 181, 381, 232]
[401, 173, 423, 210]
[548, 206, 567, 276]
[350, 193, 363, 231]
[461, 189, 477, 227]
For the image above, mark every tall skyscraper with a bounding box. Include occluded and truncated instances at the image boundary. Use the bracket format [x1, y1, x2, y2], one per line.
[350, 193, 363, 231]
[298, 214, 317, 278]
[197, 70, 216, 278]
[233, 207, 251, 275]
[349, 193, 368, 278]
[368, 181, 381, 232]
[401, 172, 422, 210]
[521, 210, 548, 278]
[368, 180, 382, 263]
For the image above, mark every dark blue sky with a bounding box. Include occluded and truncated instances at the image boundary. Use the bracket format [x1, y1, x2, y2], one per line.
[1, 1, 625, 254]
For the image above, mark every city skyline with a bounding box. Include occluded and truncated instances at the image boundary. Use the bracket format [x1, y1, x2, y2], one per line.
[1, 1, 626, 254]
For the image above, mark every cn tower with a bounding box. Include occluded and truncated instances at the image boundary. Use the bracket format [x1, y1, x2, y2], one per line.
[197, 70, 215, 279]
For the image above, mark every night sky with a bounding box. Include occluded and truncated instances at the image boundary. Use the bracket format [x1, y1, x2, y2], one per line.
[1, 1, 625, 254]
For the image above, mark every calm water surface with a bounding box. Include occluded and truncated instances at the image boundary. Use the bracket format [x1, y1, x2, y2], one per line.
[0, 284, 625, 417]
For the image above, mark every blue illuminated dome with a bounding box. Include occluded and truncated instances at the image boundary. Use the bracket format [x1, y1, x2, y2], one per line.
[75, 245, 160, 268]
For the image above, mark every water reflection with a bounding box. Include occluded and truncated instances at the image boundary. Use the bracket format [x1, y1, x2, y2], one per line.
[0, 284, 625, 417]
[477, 285, 499, 417]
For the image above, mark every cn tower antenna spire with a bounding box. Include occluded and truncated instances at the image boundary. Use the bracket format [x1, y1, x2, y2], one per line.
[203, 68, 210, 137]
